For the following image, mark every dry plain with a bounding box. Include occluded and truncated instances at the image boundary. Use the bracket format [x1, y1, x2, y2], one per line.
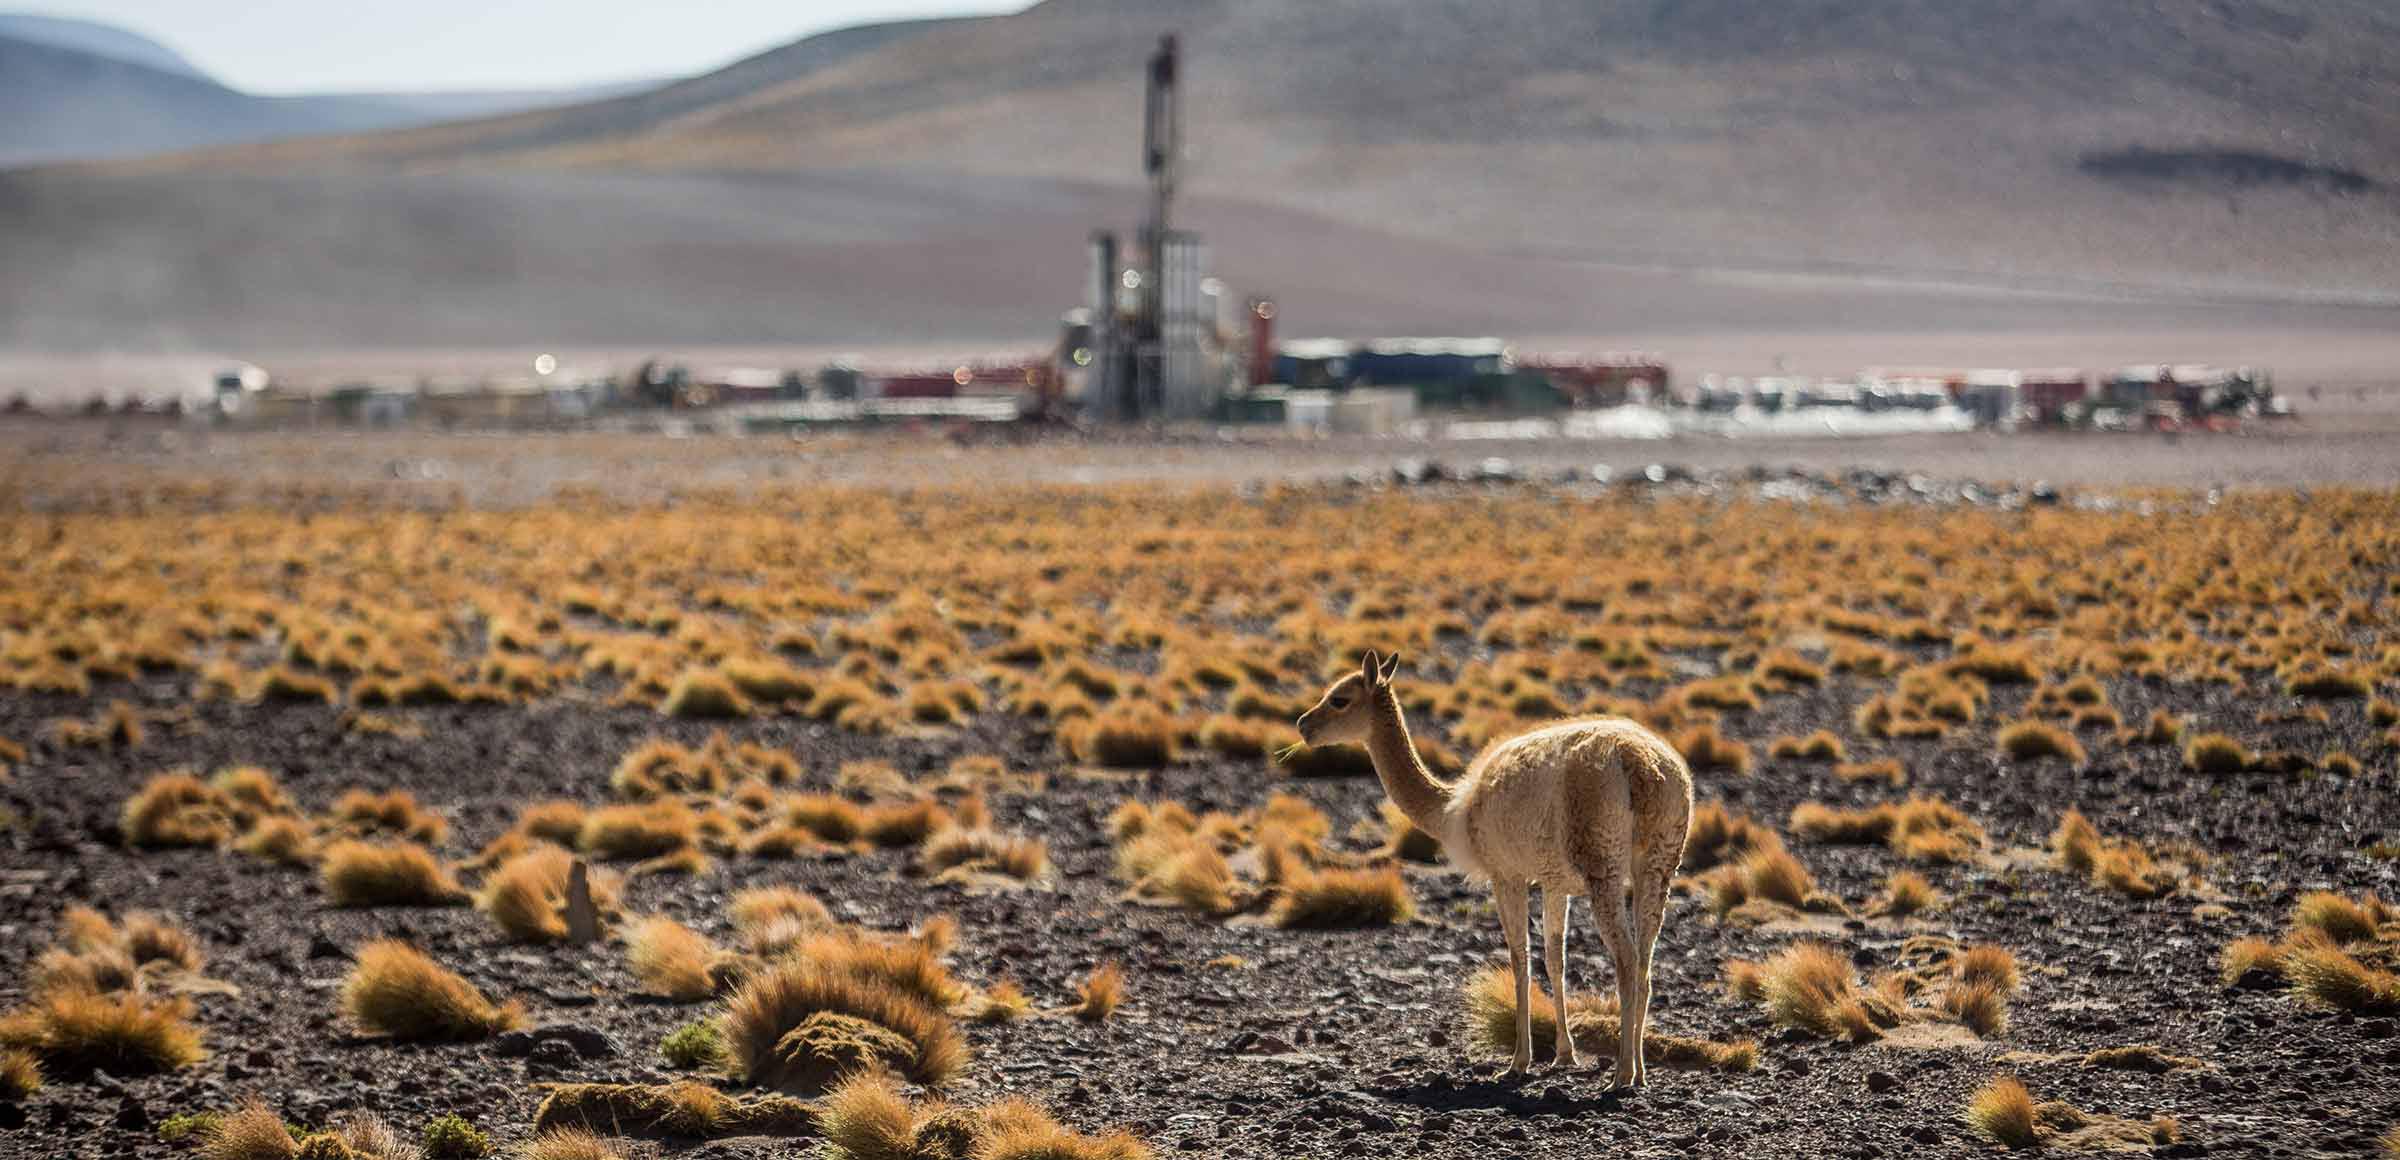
[0, 432, 2395, 1160]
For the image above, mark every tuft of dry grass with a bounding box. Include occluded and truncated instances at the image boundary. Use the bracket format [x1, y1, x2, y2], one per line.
[1272, 865, 1415, 929]
[2286, 666, 2373, 700]
[201, 1098, 298, 1160]
[783, 793, 867, 843]
[1071, 707, 1181, 768]
[518, 1130, 626, 1160]
[578, 800, 699, 860]
[115, 911, 204, 973]
[662, 668, 752, 718]
[2183, 731, 2252, 774]
[2084, 1044, 2206, 1073]
[721, 657, 816, 705]
[2282, 943, 2400, 1013]
[1955, 945, 2020, 993]
[2292, 891, 2382, 944]
[1463, 967, 1757, 1071]
[1753, 942, 1897, 1042]
[478, 847, 618, 942]
[1074, 961, 1125, 1023]
[1870, 870, 1941, 918]
[1378, 801, 1444, 863]
[730, 887, 834, 945]
[1766, 729, 1846, 763]
[339, 940, 523, 1041]
[921, 827, 1050, 883]
[1132, 837, 1234, 915]
[2050, 809, 2102, 875]
[627, 916, 722, 1003]
[1965, 1076, 2041, 1149]
[1789, 796, 1984, 864]
[781, 930, 964, 1010]
[0, 988, 206, 1075]
[818, 1070, 923, 1160]
[2220, 936, 2284, 988]
[0, 1047, 39, 1100]
[963, 980, 1033, 1024]
[1681, 801, 1777, 871]
[321, 840, 468, 908]
[1834, 758, 1907, 787]
[329, 788, 449, 845]
[1938, 979, 2010, 1037]
[980, 1097, 1153, 1160]
[864, 800, 952, 848]
[1996, 719, 2085, 764]
[2092, 841, 2174, 899]
[1671, 724, 1752, 775]
[720, 960, 967, 1091]
[234, 816, 315, 865]
[120, 771, 234, 849]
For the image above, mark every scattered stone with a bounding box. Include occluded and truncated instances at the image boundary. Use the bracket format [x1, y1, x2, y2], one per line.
[494, 1024, 618, 1059]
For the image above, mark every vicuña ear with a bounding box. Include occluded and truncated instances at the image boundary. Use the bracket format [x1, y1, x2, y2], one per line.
[1359, 649, 1381, 685]
[1378, 652, 1401, 684]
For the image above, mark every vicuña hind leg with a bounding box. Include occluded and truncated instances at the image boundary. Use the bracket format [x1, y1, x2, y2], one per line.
[1626, 860, 1676, 1088]
[1496, 880, 1534, 1075]
[1597, 891, 1640, 1089]
[1540, 889, 1578, 1069]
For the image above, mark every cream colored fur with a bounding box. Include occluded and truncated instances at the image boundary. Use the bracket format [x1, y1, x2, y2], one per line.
[1298, 650, 1695, 1085]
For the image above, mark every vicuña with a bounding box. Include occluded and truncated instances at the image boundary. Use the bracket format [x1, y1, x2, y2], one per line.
[1298, 650, 1695, 1086]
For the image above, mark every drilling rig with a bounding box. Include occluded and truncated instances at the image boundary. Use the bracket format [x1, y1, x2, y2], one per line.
[1076, 34, 1227, 422]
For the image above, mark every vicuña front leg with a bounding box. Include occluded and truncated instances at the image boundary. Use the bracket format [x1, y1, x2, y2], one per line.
[1540, 890, 1578, 1069]
[1496, 881, 1533, 1075]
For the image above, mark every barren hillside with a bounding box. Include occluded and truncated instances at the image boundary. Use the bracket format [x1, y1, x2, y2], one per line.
[132, 0, 2400, 291]
[11, 0, 2400, 350]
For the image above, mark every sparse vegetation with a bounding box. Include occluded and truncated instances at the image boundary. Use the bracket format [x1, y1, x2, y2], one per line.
[720, 955, 968, 1091]
[339, 940, 523, 1041]
[1965, 1076, 2040, 1149]
[201, 1099, 297, 1160]
[2184, 731, 2253, 774]
[1996, 718, 2086, 764]
[423, 1113, 493, 1159]
[1272, 865, 1416, 929]
[322, 840, 470, 907]
[19, 461, 2400, 1158]
[660, 1019, 729, 1069]
[627, 916, 723, 1002]
[1074, 961, 1125, 1022]
[1462, 967, 1756, 1071]
[0, 988, 206, 1075]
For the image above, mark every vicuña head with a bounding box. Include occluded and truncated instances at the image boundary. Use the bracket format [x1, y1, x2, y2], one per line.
[1294, 650, 1397, 747]
[1294, 648, 1695, 1088]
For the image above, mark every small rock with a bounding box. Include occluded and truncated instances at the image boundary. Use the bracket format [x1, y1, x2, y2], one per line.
[1865, 1070, 1901, 1094]
[494, 1023, 618, 1059]
[114, 1095, 149, 1131]
[524, 1040, 579, 1070]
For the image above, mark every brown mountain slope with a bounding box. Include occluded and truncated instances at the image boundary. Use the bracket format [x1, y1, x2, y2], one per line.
[14, 0, 2400, 352]
[133, 0, 2400, 299]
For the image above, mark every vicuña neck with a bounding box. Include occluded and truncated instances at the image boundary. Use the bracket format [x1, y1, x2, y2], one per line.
[1366, 688, 1453, 831]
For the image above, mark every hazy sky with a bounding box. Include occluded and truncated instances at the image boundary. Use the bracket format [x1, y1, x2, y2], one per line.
[31, 1, 1026, 94]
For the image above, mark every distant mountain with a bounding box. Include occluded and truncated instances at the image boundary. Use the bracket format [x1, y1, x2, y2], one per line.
[147, 0, 2396, 296]
[8, 1, 2400, 352]
[0, 15, 656, 166]
[0, 11, 202, 77]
